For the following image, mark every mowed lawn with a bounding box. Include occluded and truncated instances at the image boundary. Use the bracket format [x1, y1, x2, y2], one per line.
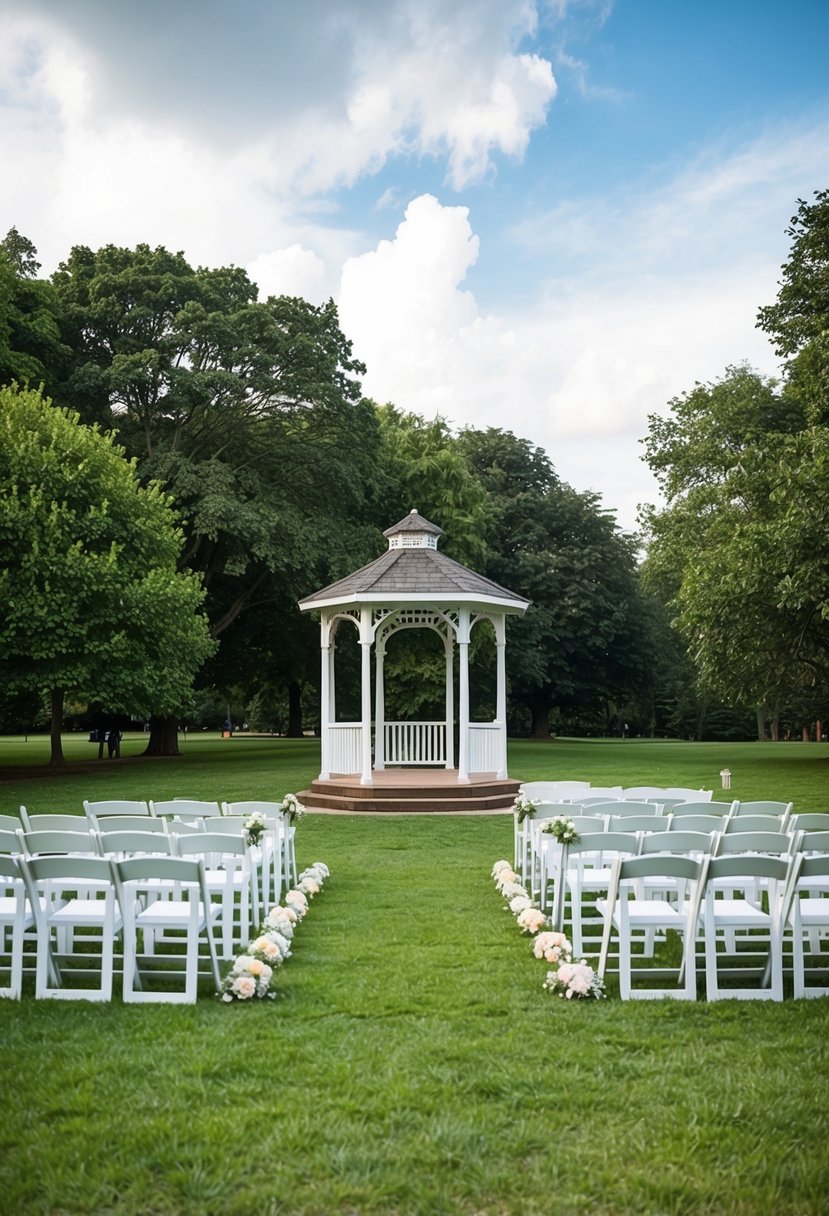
[0, 735, 828, 1215]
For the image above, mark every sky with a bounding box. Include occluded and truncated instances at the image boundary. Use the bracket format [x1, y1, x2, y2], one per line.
[1, 0, 828, 531]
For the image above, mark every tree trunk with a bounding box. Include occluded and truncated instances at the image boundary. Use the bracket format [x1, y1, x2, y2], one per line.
[756, 705, 766, 742]
[286, 681, 303, 737]
[770, 718, 779, 742]
[49, 686, 65, 765]
[529, 701, 550, 739]
[817, 718, 823, 743]
[143, 714, 181, 757]
[802, 725, 810, 743]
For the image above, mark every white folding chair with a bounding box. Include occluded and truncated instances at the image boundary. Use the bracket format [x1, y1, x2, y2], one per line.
[150, 799, 221, 824]
[22, 855, 122, 1002]
[557, 831, 641, 953]
[84, 800, 153, 827]
[537, 815, 607, 912]
[787, 854, 829, 998]
[700, 855, 790, 1001]
[223, 801, 293, 904]
[598, 854, 708, 999]
[176, 833, 257, 959]
[730, 801, 793, 830]
[114, 857, 221, 1004]
[0, 855, 35, 999]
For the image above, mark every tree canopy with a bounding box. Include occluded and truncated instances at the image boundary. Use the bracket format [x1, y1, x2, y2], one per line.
[0, 383, 214, 762]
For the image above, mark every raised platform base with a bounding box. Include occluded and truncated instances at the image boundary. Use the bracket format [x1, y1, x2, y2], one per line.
[297, 769, 519, 814]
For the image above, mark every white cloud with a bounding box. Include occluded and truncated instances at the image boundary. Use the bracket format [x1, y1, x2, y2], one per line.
[247, 246, 329, 305]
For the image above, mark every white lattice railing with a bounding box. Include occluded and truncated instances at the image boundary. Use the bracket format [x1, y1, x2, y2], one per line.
[328, 723, 361, 774]
[384, 721, 447, 766]
[469, 723, 501, 773]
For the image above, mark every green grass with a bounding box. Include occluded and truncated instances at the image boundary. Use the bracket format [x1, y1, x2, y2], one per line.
[1, 737, 828, 1214]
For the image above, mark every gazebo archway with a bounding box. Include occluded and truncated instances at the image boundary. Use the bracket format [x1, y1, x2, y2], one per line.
[298, 510, 530, 802]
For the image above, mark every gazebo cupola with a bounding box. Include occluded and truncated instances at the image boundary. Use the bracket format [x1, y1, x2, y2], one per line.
[298, 510, 530, 786]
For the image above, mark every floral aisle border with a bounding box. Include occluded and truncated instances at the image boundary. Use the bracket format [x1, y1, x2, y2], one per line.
[491, 858, 606, 1000]
[221, 861, 330, 1001]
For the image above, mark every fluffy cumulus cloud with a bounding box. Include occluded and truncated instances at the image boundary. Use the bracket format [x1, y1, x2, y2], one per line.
[0, 0, 556, 272]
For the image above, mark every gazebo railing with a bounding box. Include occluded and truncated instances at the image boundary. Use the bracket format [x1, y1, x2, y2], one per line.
[469, 722, 501, 774]
[329, 723, 361, 774]
[384, 721, 447, 766]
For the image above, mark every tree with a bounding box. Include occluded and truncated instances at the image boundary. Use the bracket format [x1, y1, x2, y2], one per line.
[641, 363, 828, 732]
[0, 384, 214, 763]
[458, 427, 652, 737]
[50, 243, 384, 748]
[0, 229, 71, 392]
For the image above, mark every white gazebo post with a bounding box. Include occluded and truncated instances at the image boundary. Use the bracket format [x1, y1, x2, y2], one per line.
[457, 608, 470, 783]
[319, 612, 332, 780]
[495, 614, 508, 780]
[444, 631, 455, 770]
[359, 606, 373, 785]
[374, 637, 386, 771]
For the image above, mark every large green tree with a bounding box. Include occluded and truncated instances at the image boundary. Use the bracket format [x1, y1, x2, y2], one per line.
[51, 243, 383, 748]
[457, 427, 651, 737]
[0, 384, 214, 763]
[0, 228, 71, 392]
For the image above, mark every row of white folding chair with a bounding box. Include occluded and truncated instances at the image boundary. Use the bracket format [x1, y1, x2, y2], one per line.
[9, 826, 255, 960]
[0, 852, 220, 1003]
[525, 801, 665, 892]
[597, 849, 829, 1002]
[223, 801, 297, 901]
[547, 826, 810, 954]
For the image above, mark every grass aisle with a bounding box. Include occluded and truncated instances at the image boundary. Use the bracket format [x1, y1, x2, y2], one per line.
[2, 813, 828, 1215]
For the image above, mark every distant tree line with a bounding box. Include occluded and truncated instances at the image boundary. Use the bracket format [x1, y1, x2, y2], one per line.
[1, 195, 826, 762]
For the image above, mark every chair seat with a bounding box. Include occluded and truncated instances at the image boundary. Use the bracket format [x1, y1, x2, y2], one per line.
[134, 899, 218, 929]
[48, 899, 123, 929]
[706, 898, 768, 926]
[797, 896, 829, 924]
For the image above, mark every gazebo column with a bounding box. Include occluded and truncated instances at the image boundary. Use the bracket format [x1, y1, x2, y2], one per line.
[495, 615, 508, 780]
[319, 614, 332, 780]
[444, 632, 454, 770]
[359, 606, 373, 785]
[458, 609, 470, 783]
[374, 639, 386, 771]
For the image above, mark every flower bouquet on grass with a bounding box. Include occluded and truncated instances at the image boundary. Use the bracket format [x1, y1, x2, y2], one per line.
[517, 906, 549, 934]
[532, 930, 570, 963]
[544, 958, 606, 1000]
[540, 816, 580, 844]
[280, 792, 306, 825]
[221, 862, 330, 1002]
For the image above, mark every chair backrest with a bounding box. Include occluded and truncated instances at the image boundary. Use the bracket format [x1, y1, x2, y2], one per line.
[622, 787, 667, 800]
[731, 800, 793, 819]
[579, 787, 624, 802]
[94, 815, 169, 834]
[608, 814, 670, 833]
[639, 829, 715, 856]
[19, 813, 86, 833]
[663, 788, 713, 802]
[0, 854, 25, 883]
[670, 801, 733, 818]
[669, 816, 729, 836]
[200, 816, 249, 833]
[98, 830, 176, 857]
[723, 815, 784, 835]
[0, 812, 24, 832]
[793, 854, 829, 884]
[789, 813, 829, 833]
[222, 801, 285, 817]
[177, 832, 247, 858]
[567, 816, 609, 834]
[84, 799, 152, 822]
[714, 830, 792, 857]
[796, 831, 829, 855]
[23, 828, 101, 856]
[114, 855, 207, 887]
[617, 853, 705, 884]
[24, 854, 114, 884]
[519, 781, 591, 800]
[706, 854, 789, 883]
[0, 827, 24, 856]
[150, 799, 222, 820]
[528, 800, 581, 824]
[582, 800, 658, 818]
[566, 831, 640, 859]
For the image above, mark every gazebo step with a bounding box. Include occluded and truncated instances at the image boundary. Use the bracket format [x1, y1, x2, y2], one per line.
[297, 774, 520, 814]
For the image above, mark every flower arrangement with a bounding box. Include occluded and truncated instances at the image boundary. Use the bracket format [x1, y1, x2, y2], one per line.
[540, 816, 580, 844]
[513, 793, 539, 824]
[243, 810, 268, 847]
[490, 857, 607, 1002]
[280, 792, 306, 825]
[221, 860, 330, 1001]
[543, 959, 606, 1000]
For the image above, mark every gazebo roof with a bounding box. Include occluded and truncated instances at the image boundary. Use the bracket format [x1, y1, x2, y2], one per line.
[298, 510, 530, 615]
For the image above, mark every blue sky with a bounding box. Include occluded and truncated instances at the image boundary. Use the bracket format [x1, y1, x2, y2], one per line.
[1, 0, 828, 529]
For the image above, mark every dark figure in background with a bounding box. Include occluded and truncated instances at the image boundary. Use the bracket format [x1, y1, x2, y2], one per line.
[106, 729, 121, 759]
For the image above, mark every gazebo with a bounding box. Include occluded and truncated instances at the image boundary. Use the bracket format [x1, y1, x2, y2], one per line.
[296, 510, 530, 813]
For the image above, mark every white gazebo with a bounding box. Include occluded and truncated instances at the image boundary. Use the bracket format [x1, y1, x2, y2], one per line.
[298, 510, 530, 796]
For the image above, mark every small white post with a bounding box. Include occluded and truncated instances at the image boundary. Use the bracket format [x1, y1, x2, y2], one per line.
[495, 615, 507, 779]
[458, 609, 470, 783]
[444, 632, 454, 770]
[375, 640, 386, 771]
[319, 615, 331, 780]
[359, 607, 373, 786]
